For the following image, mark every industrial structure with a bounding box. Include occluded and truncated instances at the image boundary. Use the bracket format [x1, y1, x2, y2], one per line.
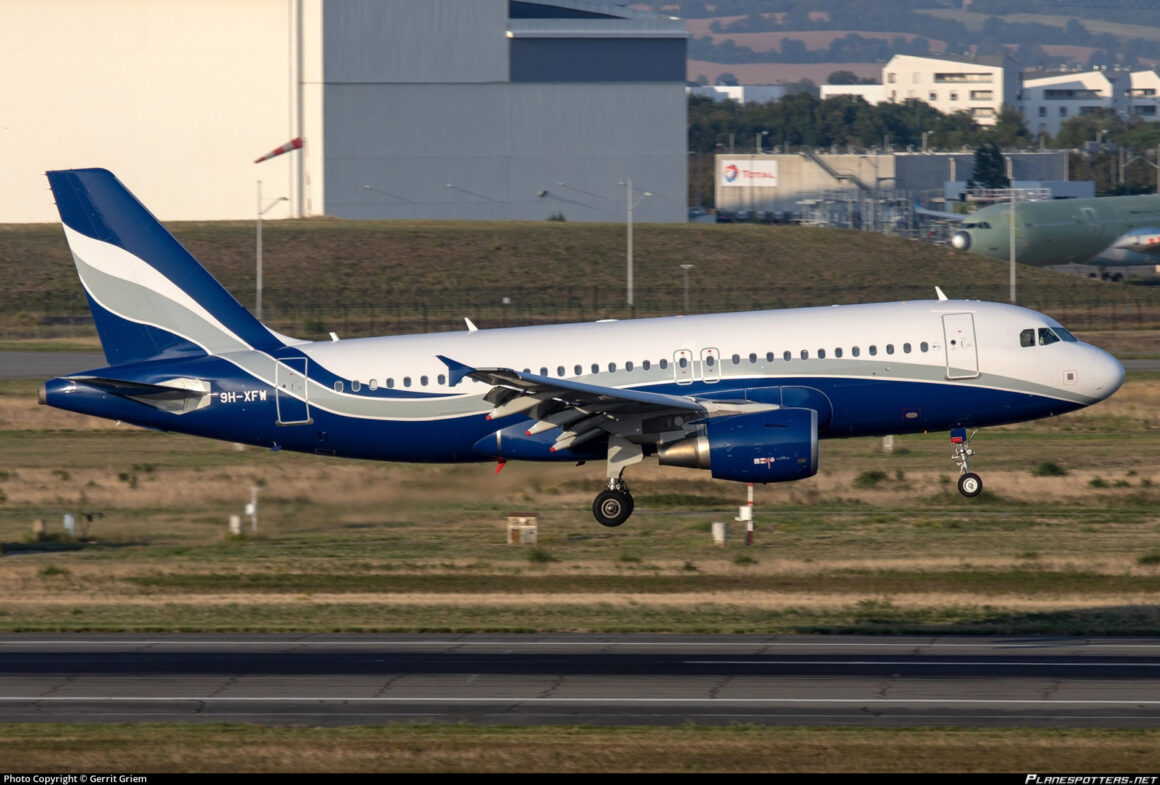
[714, 150, 1080, 232]
[2, 0, 687, 223]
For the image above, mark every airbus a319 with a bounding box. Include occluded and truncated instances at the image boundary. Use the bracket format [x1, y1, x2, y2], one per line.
[40, 169, 1124, 527]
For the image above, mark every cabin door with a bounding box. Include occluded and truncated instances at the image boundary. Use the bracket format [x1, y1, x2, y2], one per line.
[275, 357, 312, 425]
[942, 313, 979, 380]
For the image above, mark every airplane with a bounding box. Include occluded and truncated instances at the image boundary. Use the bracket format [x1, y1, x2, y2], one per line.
[39, 168, 1125, 527]
[947, 194, 1160, 278]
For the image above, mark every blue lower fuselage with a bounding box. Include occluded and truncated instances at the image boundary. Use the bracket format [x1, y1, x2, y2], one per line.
[42, 353, 1082, 466]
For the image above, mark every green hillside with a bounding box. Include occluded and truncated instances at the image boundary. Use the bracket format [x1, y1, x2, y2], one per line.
[2, 219, 1157, 339]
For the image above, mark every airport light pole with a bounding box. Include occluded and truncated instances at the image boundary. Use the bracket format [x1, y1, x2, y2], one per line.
[619, 180, 653, 309]
[256, 181, 288, 322]
[1126, 147, 1160, 194]
[679, 264, 694, 312]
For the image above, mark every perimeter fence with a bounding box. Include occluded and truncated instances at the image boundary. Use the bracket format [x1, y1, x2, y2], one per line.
[4, 283, 1160, 341]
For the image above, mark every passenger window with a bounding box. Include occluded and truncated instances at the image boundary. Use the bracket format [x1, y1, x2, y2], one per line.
[920, 342, 929, 352]
[869, 345, 878, 356]
[903, 343, 911, 354]
[438, 374, 446, 385]
[643, 360, 651, 370]
[800, 349, 809, 360]
[351, 380, 361, 392]
[609, 362, 617, 372]
[557, 366, 565, 377]
[1038, 327, 1061, 346]
[369, 379, 378, 391]
[852, 346, 860, 357]
[731, 354, 740, 365]
[818, 349, 826, 359]
[592, 363, 599, 374]
[386, 378, 395, 389]
[334, 381, 344, 392]
[886, 344, 894, 355]
[1020, 329, 1035, 348]
[766, 352, 774, 362]
[678, 357, 688, 368]
[540, 367, 548, 376]
[420, 375, 428, 386]
[783, 351, 792, 361]
[749, 353, 757, 364]
[660, 359, 669, 369]
[403, 377, 412, 388]
[705, 356, 715, 367]
[835, 347, 843, 358]
[626, 361, 634, 371]
[575, 365, 582, 375]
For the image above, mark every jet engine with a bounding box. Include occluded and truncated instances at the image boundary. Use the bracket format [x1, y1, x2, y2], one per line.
[657, 407, 818, 483]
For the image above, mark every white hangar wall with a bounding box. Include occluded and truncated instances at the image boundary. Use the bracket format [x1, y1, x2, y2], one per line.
[0, 0, 308, 223]
[1, 0, 686, 224]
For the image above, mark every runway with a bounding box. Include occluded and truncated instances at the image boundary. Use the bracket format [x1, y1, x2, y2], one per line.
[0, 634, 1157, 727]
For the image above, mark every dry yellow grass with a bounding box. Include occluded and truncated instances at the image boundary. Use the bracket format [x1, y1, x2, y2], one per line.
[0, 725, 1156, 773]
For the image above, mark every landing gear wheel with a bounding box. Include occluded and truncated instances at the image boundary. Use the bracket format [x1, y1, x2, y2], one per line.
[593, 489, 634, 527]
[958, 472, 982, 498]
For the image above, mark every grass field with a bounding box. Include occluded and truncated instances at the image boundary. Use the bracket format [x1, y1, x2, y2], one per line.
[1, 724, 1157, 773]
[4, 219, 1160, 340]
[915, 7, 1160, 42]
[2, 369, 1158, 636]
[3, 220, 1160, 771]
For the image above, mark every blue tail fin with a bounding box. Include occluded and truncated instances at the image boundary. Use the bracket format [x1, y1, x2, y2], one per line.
[47, 168, 282, 366]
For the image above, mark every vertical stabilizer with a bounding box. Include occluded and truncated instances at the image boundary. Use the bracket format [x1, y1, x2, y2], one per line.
[47, 168, 282, 365]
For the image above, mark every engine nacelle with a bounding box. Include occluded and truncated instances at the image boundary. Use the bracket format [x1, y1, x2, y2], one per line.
[657, 408, 818, 483]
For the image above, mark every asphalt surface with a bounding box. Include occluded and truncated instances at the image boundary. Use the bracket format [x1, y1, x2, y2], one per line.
[0, 634, 1157, 727]
[0, 351, 104, 380]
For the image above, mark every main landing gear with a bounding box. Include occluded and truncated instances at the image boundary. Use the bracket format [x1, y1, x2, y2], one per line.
[592, 435, 643, 527]
[593, 476, 634, 527]
[950, 427, 983, 497]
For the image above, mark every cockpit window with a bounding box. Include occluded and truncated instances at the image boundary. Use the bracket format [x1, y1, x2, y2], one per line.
[1038, 327, 1061, 346]
[978, 222, 990, 229]
[1020, 328, 1035, 348]
[1054, 327, 1078, 342]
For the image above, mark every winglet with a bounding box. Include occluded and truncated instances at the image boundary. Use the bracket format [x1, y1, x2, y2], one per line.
[464, 318, 478, 333]
[935, 286, 949, 302]
[437, 355, 474, 387]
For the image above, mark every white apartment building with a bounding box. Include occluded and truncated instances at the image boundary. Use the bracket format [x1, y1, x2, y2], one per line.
[1128, 70, 1160, 122]
[882, 54, 1021, 126]
[1022, 69, 1129, 137]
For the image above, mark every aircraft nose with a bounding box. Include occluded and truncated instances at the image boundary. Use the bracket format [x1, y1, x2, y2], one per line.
[951, 231, 971, 251]
[1087, 347, 1124, 402]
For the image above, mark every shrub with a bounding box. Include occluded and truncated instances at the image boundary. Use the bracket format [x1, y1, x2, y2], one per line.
[1031, 461, 1068, 477]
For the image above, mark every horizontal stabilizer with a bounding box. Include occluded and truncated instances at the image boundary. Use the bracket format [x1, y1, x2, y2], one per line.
[67, 375, 213, 415]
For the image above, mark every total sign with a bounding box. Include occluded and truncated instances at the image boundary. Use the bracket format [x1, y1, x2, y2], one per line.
[720, 159, 778, 187]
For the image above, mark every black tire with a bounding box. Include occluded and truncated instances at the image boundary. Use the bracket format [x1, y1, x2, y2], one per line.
[593, 489, 634, 527]
[957, 472, 983, 498]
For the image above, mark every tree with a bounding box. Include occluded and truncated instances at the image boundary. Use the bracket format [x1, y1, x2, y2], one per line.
[987, 104, 1032, 149]
[967, 142, 1010, 190]
[826, 70, 863, 85]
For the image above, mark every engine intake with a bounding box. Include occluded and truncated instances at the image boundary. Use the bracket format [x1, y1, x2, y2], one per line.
[658, 408, 819, 483]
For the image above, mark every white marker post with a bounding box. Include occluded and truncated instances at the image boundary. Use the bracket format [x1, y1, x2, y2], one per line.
[735, 483, 755, 545]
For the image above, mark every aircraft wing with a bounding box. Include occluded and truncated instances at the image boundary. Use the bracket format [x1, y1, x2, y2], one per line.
[438, 355, 774, 452]
[914, 198, 966, 221]
[1111, 228, 1160, 255]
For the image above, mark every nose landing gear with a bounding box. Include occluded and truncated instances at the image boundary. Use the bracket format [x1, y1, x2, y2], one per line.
[950, 427, 982, 497]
